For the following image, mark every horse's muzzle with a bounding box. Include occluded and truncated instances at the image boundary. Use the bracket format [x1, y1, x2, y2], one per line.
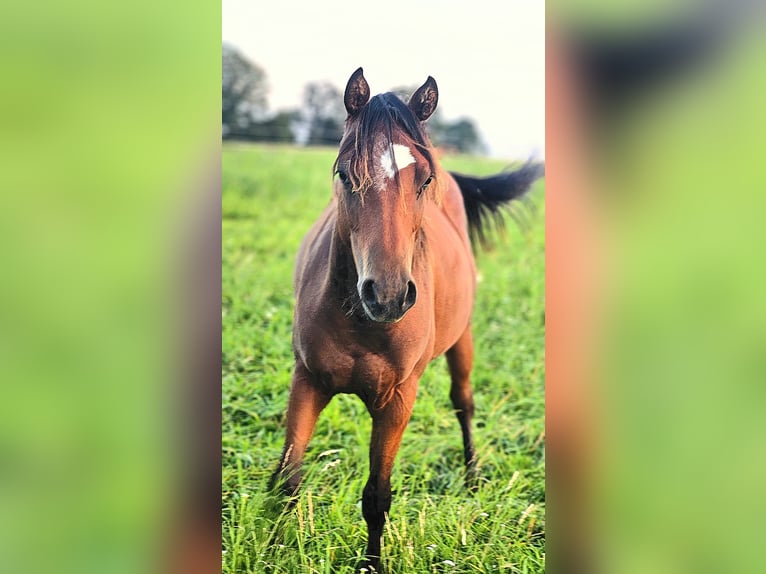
[359, 278, 417, 323]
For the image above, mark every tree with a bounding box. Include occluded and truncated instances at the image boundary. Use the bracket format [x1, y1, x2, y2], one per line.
[437, 117, 485, 155]
[222, 44, 268, 137]
[248, 110, 299, 143]
[300, 82, 346, 146]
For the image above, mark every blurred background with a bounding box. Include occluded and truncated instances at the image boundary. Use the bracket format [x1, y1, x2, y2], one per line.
[547, 1, 766, 572]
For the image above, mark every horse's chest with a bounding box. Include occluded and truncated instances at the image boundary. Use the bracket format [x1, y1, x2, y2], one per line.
[298, 325, 422, 396]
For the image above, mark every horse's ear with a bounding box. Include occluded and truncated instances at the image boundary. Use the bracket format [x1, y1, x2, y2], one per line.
[344, 67, 370, 116]
[409, 76, 438, 122]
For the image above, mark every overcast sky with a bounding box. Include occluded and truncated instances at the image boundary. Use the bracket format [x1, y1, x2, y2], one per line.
[223, 0, 544, 160]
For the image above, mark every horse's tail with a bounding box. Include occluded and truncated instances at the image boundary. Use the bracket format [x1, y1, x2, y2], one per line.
[450, 161, 544, 248]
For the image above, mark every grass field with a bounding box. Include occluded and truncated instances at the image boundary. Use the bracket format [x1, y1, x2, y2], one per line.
[222, 142, 545, 573]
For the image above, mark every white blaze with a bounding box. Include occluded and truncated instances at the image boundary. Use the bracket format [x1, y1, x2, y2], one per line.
[379, 144, 415, 179]
[393, 144, 415, 171]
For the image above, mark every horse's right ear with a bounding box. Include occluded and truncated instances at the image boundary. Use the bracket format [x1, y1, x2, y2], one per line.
[409, 76, 438, 122]
[344, 67, 370, 116]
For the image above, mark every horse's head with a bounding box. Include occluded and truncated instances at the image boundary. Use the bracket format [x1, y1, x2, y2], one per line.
[334, 68, 440, 323]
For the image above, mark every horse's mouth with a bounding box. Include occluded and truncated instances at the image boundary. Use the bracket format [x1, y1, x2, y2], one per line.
[360, 301, 409, 324]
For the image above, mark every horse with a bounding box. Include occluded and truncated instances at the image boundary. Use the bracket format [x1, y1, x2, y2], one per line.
[269, 67, 543, 571]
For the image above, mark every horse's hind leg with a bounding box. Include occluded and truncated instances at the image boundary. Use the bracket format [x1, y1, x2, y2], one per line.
[269, 362, 330, 500]
[446, 326, 477, 489]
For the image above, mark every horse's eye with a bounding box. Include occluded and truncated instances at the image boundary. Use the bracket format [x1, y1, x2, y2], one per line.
[337, 170, 350, 185]
[418, 175, 433, 196]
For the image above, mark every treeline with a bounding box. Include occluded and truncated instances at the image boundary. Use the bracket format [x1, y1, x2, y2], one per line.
[222, 44, 486, 154]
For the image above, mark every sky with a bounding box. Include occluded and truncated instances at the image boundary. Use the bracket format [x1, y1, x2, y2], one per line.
[223, 0, 544, 160]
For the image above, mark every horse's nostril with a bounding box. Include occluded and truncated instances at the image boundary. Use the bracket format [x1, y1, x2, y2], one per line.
[403, 280, 417, 310]
[361, 279, 377, 306]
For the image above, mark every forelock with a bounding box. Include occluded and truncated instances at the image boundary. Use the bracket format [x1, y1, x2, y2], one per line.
[334, 92, 436, 194]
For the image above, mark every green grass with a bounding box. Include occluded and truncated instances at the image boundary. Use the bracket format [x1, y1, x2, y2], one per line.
[222, 142, 545, 573]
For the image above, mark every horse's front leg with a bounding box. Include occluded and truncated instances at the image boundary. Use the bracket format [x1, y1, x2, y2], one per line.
[269, 362, 330, 500]
[361, 380, 417, 572]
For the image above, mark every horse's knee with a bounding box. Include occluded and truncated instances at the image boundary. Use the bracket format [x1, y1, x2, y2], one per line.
[450, 385, 475, 417]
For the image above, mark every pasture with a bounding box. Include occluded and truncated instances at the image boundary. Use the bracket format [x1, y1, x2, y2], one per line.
[222, 143, 545, 573]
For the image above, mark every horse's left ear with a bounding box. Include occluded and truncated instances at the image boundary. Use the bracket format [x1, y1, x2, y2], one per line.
[344, 67, 370, 116]
[409, 76, 438, 122]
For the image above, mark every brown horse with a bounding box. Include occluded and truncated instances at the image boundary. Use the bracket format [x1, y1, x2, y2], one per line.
[269, 67, 543, 570]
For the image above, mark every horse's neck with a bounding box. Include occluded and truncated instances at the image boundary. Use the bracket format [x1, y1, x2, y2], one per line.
[327, 228, 360, 306]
